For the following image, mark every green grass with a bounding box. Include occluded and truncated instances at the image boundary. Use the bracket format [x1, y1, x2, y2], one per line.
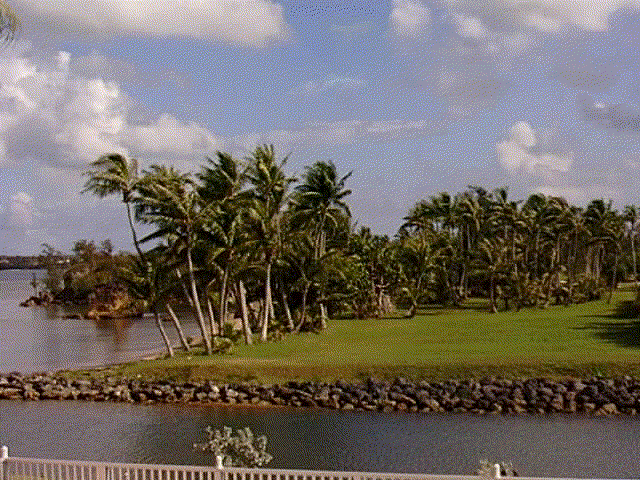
[84, 290, 640, 384]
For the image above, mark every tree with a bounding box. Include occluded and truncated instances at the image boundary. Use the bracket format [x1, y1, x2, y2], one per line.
[118, 247, 176, 357]
[624, 205, 639, 288]
[83, 154, 145, 262]
[197, 152, 250, 337]
[134, 165, 215, 354]
[474, 237, 510, 313]
[292, 160, 352, 328]
[245, 145, 295, 342]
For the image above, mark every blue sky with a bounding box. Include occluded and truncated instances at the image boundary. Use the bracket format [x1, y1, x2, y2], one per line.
[2, 0, 640, 254]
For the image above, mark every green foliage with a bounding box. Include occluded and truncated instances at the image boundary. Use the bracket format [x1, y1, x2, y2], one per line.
[194, 426, 273, 467]
[476, 460, 518, 478]
[221, 323, 242, 343]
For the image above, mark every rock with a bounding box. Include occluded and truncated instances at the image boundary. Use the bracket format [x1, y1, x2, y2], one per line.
[0, 387, 22, 399]
[598, 403, 618, 415]
[550, 394, 564, 411]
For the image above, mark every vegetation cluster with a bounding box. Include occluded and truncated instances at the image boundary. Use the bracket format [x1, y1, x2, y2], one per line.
[39, 145, 640, 357]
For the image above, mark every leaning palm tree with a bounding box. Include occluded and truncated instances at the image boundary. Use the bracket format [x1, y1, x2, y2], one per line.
[82, 154, 145, 262]
[134, 165, 215, 354]
[291, 160, 352, 328]
[118, 246, 176, 357]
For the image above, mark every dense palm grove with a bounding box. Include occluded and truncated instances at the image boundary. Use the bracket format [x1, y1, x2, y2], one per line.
[70, 145, 640, 354]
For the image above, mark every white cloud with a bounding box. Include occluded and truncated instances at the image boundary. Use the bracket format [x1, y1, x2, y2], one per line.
[289, 76, 366, 97]
[18, 0, 291, 47]
[330, 21, 375, 36]
[390, 0, 431, 37]
[229, 118, 446, 151]
[9, 192, 35, 227]
[497, 121, 573, 175]
[0, 45, 224, 173]
[447, 0, 640, 33]
[453, 15, 489, 39]
[123, 114, 219, 155]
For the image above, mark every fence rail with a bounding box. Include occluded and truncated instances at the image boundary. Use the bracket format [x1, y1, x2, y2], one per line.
[0, 447, 626, 480]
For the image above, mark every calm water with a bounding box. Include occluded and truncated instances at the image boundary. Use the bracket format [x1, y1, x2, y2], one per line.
[1, 401, 640, 478]
[1, 270, 640, 478]
[0, 269, 202, 373]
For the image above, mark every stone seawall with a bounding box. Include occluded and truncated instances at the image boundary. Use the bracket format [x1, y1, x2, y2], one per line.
[2, 373, 640, 415]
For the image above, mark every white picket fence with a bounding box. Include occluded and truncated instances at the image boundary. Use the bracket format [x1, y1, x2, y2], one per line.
[0, 446, 622, 480]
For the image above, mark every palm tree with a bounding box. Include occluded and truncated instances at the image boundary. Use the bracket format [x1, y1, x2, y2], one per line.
[201, 206, 246, 336]
[83, 154, 145, 262]
[397, 230, 440, 317]
[454, 191, 483, 298]
[134, 165, 215, 354]
[197, 151, 249, 337]
[624, 205, 639, 288]
[245, 145, 295, 342]
[118, 247, 176, 357]
[474, 237, 510, 313]
[585, 199, 616, 282]
[292, 160, 352, 328]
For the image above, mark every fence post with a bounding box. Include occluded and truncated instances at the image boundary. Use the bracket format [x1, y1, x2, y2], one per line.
[1, 445, 9, 480]
[215, 456, 223, 480]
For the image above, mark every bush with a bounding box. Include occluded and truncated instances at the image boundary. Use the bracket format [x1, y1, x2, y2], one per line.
[194, 426, 273, 467]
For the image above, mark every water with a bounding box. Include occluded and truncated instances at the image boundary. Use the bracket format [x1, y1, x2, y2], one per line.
[0, 269, 202, 373]
[1, 401, 640, 478]
[2, 270, 640, 478]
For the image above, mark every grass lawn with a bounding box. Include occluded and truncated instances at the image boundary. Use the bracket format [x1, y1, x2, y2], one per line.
[87, 289, 640, 383]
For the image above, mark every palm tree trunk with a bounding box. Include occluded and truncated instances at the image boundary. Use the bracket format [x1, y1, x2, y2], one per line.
[316, 222, 329, 329]
[459, 224, 468, 299]
[406, 298, 417, 318]
[280, 282, 294, 331]
[165, 303, 190, 351]
[260, 260, 272, 342]
[187, 246, 211, 354]
[295, 281, 311, 332]
[125, 202, 146, 263]
[632, 235, 638, 286]
[154, 309, 174, 357]
[269, 286, 275, 321]
[219, 263, 230, 335]
[489, 272, 497, 313]
[176, 268, 194, 308]
[208, 296, 218, 337]
[236, 280, 252, 344]
[608, 251, 618, 304]
[534, 229, 540, 280]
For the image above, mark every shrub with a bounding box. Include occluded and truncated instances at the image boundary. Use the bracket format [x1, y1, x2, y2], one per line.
[194, 426, 273, 467]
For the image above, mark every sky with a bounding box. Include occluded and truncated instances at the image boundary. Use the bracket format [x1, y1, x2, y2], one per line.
[3, 0, 640, 254]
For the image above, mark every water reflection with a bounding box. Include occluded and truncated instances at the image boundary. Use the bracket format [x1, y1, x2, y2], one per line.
[0, 270, 201, 373]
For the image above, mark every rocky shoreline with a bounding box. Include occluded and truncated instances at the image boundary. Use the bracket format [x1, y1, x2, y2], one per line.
[4, 373, 640, 415]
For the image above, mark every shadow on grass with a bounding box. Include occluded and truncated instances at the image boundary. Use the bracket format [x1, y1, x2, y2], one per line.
[576, 300, 640, 348]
